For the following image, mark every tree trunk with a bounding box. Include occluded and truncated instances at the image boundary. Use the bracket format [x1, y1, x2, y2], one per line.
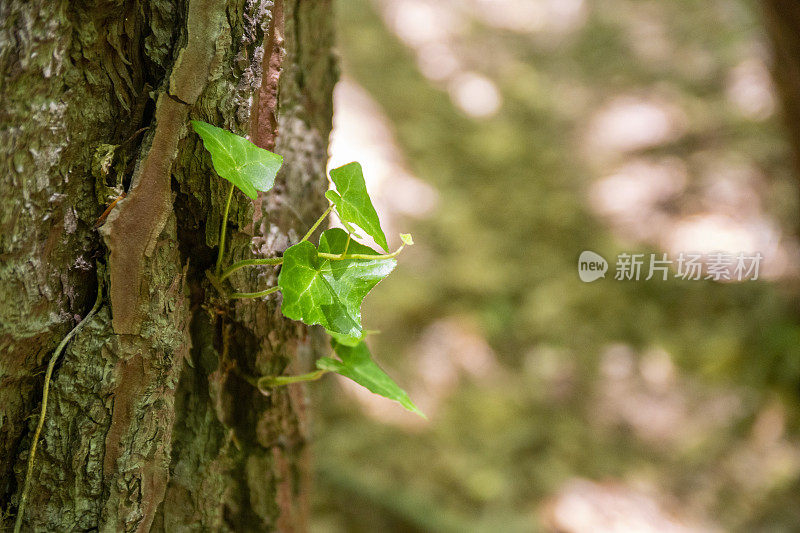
[762, 1, 800, 303]
[762, 1, 800, 183]
[0, 0, 335, 530]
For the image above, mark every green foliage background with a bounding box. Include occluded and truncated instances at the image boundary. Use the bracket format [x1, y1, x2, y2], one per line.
[312, 0, 800, 530]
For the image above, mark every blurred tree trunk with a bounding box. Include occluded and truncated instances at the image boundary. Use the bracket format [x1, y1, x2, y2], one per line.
[0, 0, 335, 531]
[763, 1, 800, 307]
[763, 2, 800, 191]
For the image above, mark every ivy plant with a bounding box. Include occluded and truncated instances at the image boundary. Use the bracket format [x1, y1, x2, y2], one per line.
[192, 120, 422, 416]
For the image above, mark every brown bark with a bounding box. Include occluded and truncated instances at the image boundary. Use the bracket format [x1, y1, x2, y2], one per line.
[0, 0, 336, 530]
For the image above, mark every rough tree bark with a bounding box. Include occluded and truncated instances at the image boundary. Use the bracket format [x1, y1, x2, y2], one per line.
[0, 0, 335, 530]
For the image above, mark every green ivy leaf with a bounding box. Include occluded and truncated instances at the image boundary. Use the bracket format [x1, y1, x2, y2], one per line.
[318, 339, 424, 416]
[328, 162, 389, 251]
[278, 228, 395, 337]
[191, 120, 283, 199]
[326, 190, 364, 238]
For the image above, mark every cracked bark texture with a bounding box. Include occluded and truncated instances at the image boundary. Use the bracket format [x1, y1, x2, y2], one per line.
[0, 0, 335, 531]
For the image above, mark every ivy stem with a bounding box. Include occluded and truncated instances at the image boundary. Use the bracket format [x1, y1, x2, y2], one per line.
[341, 233, 352, 257]
[220, 220, 401, 295]
[15, 271, 104, 533]
[219, 228, 359, 282]
[229, 286, 280, 299]
[300, 204, 333, 243]
[258, 369, 328, 389]
[220, 257, 283, 282]
[215, 181, 235, 277]
[319, 241, 408, 262]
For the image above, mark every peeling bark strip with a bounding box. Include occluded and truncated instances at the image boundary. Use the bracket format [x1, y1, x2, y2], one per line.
[103, 96, 186, 334]
[103, 0, 225, 335]
[248, 0, 285, 230]
[251, 0, 285, 151]
[168, 0, 227, 106]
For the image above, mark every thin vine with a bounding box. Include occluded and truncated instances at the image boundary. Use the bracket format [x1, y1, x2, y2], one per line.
[14, 269, 105, 533]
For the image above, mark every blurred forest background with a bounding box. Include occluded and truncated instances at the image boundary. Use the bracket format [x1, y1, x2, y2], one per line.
[310, 0, 800, 531]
